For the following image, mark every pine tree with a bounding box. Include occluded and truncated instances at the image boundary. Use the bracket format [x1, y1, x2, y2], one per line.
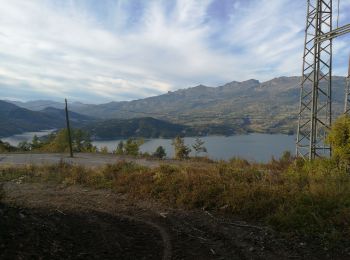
[192, 138, 207, 157]
[153, 146, 166, 159]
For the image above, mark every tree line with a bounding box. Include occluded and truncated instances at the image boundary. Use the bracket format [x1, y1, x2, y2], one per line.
[1, 128, 208, 160]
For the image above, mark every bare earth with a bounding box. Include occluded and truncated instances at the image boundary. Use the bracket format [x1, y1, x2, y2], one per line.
[0, 181, 332, 260]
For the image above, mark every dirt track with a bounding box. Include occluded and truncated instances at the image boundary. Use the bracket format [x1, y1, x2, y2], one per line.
[0, 153, 162, 168]
[0, 182, 329, 259]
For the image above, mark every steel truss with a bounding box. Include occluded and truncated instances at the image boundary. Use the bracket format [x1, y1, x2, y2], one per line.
[296, 0, 333, 160]
[345, 57, 350, 114]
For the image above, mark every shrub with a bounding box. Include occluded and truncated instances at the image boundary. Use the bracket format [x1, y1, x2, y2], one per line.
[192, 138, 207, 156]
[100, 146, 109, 154]
[124, 138, 144, 156]
[326, 115, 350, 167]
[153, 146, 166, 159]
[172, 136, 191, 160]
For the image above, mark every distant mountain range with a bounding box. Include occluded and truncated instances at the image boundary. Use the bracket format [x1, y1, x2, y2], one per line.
[0, 101, 92, 137]
[3, 76, 348, 138]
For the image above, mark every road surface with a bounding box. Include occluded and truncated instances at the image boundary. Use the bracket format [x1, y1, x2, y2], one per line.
[0, 153, 162, 168]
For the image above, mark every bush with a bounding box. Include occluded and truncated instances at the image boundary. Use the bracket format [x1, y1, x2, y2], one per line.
[326, 115, 350, 167]
[153, 146, 166, 159]
[172, 136, 191, 160]
[1, 156, 350, 249]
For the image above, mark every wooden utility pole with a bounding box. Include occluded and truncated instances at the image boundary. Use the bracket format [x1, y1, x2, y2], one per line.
[65, 98, 73, 158]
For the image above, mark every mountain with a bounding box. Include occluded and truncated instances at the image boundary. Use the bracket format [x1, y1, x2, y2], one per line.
[40, 107, 93, 124]
[8, 76, 348, 134]
[83, 117, 244, 140]
[84, 117, 187, 139]
[70, 76, 347, 134]
[0, 101, 93, 137]
[7, 100, 91, 112]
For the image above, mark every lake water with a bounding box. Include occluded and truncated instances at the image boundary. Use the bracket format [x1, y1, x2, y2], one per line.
[93, 134, 296, 162]
[2, 131, 296, 162]
[2, 130, 55, 146]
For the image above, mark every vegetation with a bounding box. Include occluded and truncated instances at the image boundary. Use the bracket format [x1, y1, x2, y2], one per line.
[85, 117, 187, 139]
[1, 114, 350, 250]
[15, 129, 97, 153]
[153, 146, 167, 159]
[0, 100, 92, 137]
[172, 136, 191, 160]
[0, 140, 17, 152]
[112, 139, 144, 156]
[100, 146, 109, 154]
[0, 156, 349, 250]
[326, 115, 350, 167]
[192, 138, 207, 157]
[114, 141, 124, 155]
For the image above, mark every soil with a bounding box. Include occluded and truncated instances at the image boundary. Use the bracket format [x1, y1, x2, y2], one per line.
[0, 182, 346, 259]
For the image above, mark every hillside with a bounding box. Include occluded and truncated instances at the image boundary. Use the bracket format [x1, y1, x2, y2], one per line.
[68, 76, 348, 134]
[9, 76, 348, 134]
[0, 101, 93, 137]
[84, 117, 186, 139]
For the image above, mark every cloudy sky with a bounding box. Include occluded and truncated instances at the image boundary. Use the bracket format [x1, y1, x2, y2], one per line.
[0, 0, 349, 103]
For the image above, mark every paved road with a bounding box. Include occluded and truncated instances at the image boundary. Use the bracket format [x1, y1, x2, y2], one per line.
[0, 153, 162, 168]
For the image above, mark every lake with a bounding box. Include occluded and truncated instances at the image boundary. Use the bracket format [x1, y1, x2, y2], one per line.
[93, 134, 296, 162]
[2, 132, 296, 162]
[2, 130, 55, 146]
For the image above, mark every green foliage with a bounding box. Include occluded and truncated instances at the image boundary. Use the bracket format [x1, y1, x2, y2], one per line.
[114, 141, 124, 155]
[100, 146, 109, 154]
[192, 138, 207, 156]
[0, 140, 17, 152]
[326, 115, 350, 166]
[40, 129, 97, 153]
[18, 141, 31, 151]
[153, 146, 166, 159]
[113, 139, 143, 156]
[31, 135, 41, 149]
[124, 138, 144, 156]
[85, 117, 186, 139]
[172, 136, 191, 160]
[2, 155, 350, 250]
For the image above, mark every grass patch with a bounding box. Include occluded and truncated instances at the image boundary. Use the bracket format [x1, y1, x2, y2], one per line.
[1, 157, 350, 249]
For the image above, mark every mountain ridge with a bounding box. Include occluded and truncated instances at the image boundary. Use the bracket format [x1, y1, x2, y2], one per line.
[4, 76, 348, 135]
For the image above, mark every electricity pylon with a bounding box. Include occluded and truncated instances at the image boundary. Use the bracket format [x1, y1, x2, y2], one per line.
[296, 0, 350, 160]
[344, 56, 350, 114]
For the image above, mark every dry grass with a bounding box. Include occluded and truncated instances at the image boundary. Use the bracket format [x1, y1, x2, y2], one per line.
[1, 157, 350, 248]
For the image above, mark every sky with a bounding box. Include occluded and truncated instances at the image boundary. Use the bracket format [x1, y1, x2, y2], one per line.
[0, 0, 349, 103]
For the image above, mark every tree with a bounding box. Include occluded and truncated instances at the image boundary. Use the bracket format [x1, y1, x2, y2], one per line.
[31, 135, 41, 150]
[40, 129, 96, 153]
[115, 141, 125, 155]
[326, 115, 350, 166]
[153, 146, 166, 159]
[74, 129, 91, 152]
[18, 141, 31, 151]
[192, 138, 207, 157]
[124, 138, 143, 156]
[172, 136, 191, 160]
[100, 146, 109, 154]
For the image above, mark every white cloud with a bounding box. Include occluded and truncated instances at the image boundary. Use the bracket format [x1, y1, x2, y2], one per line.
[0, 0, 348, 103]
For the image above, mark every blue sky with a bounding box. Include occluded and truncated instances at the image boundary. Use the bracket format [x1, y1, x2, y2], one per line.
[0, 0, 349, 103]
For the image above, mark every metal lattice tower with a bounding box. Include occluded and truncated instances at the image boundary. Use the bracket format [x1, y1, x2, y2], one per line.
[296, 0, 333, 160]
[345, 56, 350, 114]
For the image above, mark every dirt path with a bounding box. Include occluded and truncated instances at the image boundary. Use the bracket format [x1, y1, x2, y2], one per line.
[1, 182, 327, 259]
